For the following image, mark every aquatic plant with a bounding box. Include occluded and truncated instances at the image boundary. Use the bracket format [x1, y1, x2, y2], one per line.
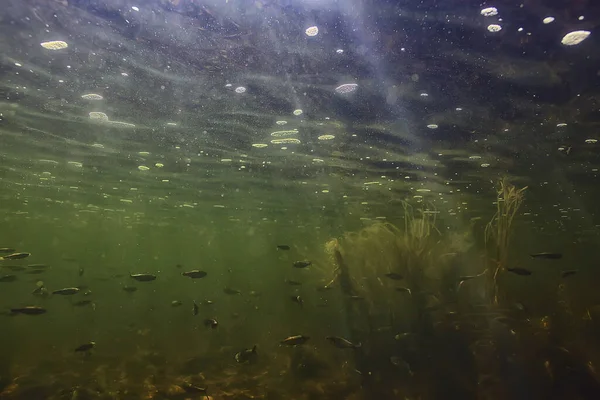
[484, 177, 527, 305]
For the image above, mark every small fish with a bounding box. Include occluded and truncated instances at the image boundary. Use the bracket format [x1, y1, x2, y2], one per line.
[235, 345, 258, 364]
[285, 279, 302, 286]
[73, 300, 93, 307]
[291, 295, 304, 307]
[2, 265, 26, 271]
[27, 264, 49, 269]
[171, 300, 183, 307]
[395, 287, 412, 295]
[75, 342, 95, 352]
[281, 335, 310, 346]
[204, 318, 218, 329]
[182, 270, 207, 279]
[384, 272, 403, 280]
[293, 260, 312, 268]
[0, 248, 16, 253]
[530, 253, 562, 260]
[277, 245, 291, 250]
[123, 286, 137, 293]
[175, 264, 183, 268]
[506, 267, 532, 276]
[32, 285, 48, 297]
[26, 269, 45, 275]
[52, 287, 80, 295]
[10, 306, 46, 315]
[0, 252, 30, 260]
[349, 295, 364, 300]
[0, 274, 17, 282]
[457, 271, 486, 291]
[316, 285, 333, 291]
[561, 270, 578, 278]
[193, 301, 199, 316]
[130, 273, 157, 282]
[223, 287, 241, 295]
[181, 384, 208, 394]
[326, 336, 361, 349]
[78, 267, 84, 277]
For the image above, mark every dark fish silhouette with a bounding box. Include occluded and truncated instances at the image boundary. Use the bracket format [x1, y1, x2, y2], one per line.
[0, 248, 16, 253]
[293, 260, 312, 268]
[0, 274, 17, 282]
[277, 245, 291, 250]
[326, 336, 361, 349]
[182, 270, 207, 279]
[235, 345, 258, 364]
[291, 295, 304, 307]
[561, 270, 578, 278]
[193, 301, 199, 316]
[506, 267, 532, 276]
[204, 318, 218, 329]
[385, 273, 403, 280]
[10, 306, 46, 315]
[223, 288, 241, 295]
[130, 273, 156, 282]
[122, 286, 137, 293]
[285, 279, 302, 286]
[395, 287, 412, 294]
[1, 252, 30, 260]
[530, 253, 562, 260]
[281, 335, 310, 346]
[75, 342, 95, 352]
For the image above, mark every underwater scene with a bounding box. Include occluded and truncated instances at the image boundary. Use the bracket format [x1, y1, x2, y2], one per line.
[1, 0, 600, 399]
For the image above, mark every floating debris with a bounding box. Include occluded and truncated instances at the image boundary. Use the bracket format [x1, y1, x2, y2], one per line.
[334, 83, 358, 94]
[542, 17, 555, 24]
[40, 40, 68, 50]
[252, 143, 268, 148]
[427, 124, 438, 129]
[487, 24, 502, 33]
[480, 7, 498, 17]
[234, 86, 246, 94]
[89, 112, 109, 121]
[81, 93, 103, 100]
[137, 166, 150, 171]
[561, 30, 591, 46]
[293, 109, 303, 116]
[271, 138, 301, 144]
[305, 26, 318, 37]
[318, 134, 335, 140]
[270, 129, 298, 137]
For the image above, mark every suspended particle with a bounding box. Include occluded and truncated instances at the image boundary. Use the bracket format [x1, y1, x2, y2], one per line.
[293, 109, 303, 116]
[305, 26, 318, 37]
[336, 49, 344, 54]
[89, 112, 108, 121]
[335, 83, 358, 94]
[81, 93, 103, 100]
[480, 7, 498, 17]
[318, 134, 335, 140]
[543, 17, 555, 24]
[235, 86, 246, 94]
[40, 41, 68, 50]
[487, 24, 502, 32]
[427, 124, 438, 129]
[561, 30, 591, 46]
